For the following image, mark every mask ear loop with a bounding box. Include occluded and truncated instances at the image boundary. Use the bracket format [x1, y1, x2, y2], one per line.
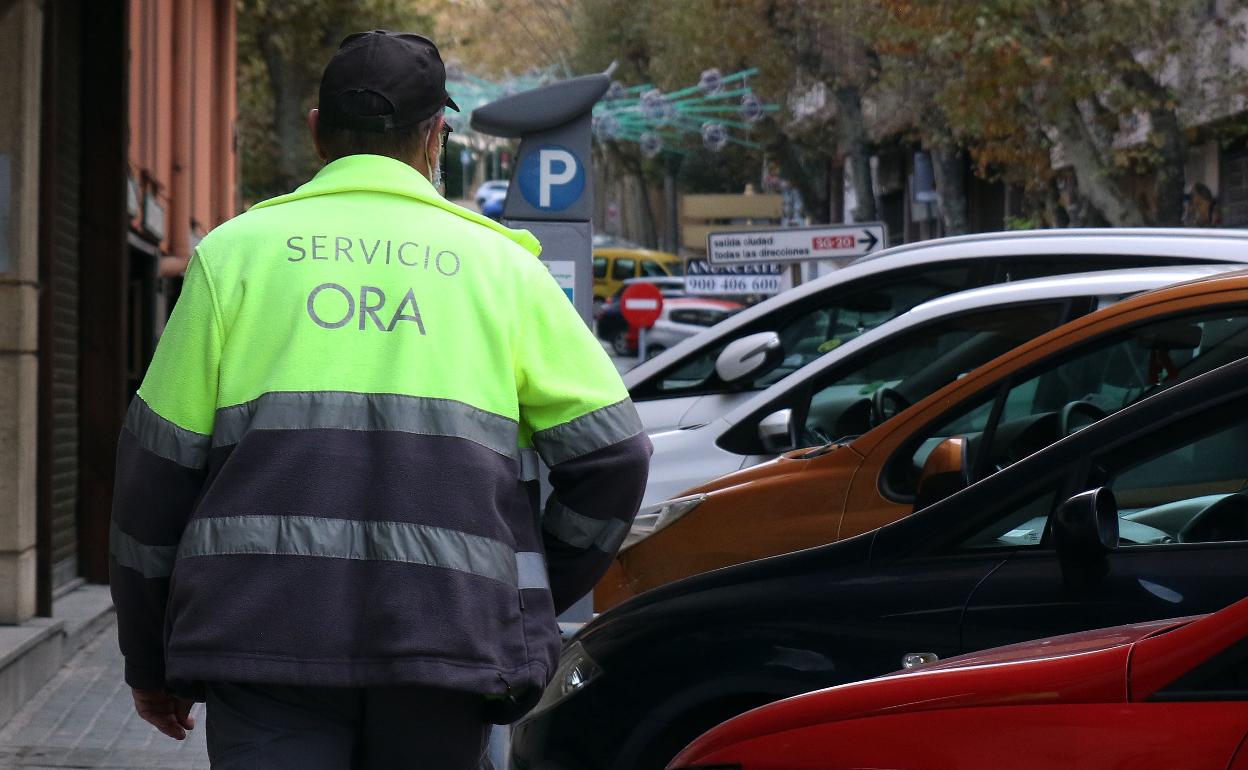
[425, 116, 448, 188]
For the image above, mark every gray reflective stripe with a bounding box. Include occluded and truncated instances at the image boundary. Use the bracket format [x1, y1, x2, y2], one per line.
[110, 522, 178, 578]
[519, 449, 541, 481]
[515, 552, 549, 590]
[543, 499, 630, 553]
[532, 399, 643, 466]
[179, 515, 522, 586]
[123, 398, 211, 469]
[214, 392, 520, 461]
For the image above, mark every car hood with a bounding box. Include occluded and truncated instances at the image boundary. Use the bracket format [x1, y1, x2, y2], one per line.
[683, 442, 857, 496]
[673, 617, 1190, 767]
[921, 616, 1191, 672]
[578, 527, 877, 656]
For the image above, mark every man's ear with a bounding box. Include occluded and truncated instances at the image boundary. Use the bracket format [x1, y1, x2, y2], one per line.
[308, 108, 327, 162]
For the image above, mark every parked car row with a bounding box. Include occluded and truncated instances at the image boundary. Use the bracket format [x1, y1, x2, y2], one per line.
[512, 228, 1248, 770]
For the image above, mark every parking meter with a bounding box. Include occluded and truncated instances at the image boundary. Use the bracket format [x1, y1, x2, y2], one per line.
[471, 72, 609, 326]
[472, 75, 610, 631]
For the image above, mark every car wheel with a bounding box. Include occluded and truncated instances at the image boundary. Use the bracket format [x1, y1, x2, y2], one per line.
[612, 329, 634, 356]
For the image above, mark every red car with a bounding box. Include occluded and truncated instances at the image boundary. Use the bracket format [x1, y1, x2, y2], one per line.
[671, 595, 1248, 769]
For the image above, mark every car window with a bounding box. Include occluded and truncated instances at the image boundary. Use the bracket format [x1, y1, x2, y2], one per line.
[665, 261, 684, 276]
[960, 483, 1063, 549]
[798, 303, 1068, 446]
[1107, 418, 1248, 545]
[612, 258, 636, 281]
[641, 260, 669, 277]
[593, 257, 607, 279]
[894, 305, 1248, 500]
[961, 395, 1248, 550]
[643, 264, 980, 397]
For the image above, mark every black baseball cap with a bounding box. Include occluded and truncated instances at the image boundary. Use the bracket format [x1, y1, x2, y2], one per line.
[318, 30, 459, 133]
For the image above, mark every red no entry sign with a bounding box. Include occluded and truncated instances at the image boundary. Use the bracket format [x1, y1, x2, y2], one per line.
[620, 282, 664, 329]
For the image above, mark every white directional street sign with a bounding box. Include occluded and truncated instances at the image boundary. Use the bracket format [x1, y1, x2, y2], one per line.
[707, 222, 887, 265]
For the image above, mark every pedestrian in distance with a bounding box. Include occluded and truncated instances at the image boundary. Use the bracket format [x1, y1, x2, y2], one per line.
[109, 30, 651, 770]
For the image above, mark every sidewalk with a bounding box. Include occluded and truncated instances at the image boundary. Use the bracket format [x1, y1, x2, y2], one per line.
[0, 622, 207, 769]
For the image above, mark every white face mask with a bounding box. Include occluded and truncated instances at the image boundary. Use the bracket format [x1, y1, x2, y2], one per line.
[425, 125, 445, 189]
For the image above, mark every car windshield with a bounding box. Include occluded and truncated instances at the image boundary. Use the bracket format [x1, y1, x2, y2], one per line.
[646, 265, 976, 396]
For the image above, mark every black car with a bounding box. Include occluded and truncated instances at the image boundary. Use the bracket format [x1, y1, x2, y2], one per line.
[511, 355, 1248, 770]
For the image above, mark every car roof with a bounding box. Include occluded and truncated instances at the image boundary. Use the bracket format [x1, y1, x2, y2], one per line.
[625, 229, 1248, 389]
[851, 227, 1248, 266]
[722, 264, 1240, 427]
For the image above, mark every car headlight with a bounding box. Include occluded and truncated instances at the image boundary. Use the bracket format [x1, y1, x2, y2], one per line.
[531, 642, 603, 715]
[623, 493, 708, 549]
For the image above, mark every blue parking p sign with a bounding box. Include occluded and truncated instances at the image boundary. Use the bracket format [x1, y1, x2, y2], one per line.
[518, 144, 585, 211]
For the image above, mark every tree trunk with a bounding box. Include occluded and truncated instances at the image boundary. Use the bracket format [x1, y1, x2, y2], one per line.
[1117, 60, 1186, 226]
[834, 86, 876, 222]
[256, 25, 311, 195]
[931, 147, 968, 235]
[771, 133, 828, 224]
[663, 154, 681, 253]
[1148, 108, 1186, 226]
[1050, 100, 1147, 226]
[827, 160, 845, 223]
[623, 154, 658, 249]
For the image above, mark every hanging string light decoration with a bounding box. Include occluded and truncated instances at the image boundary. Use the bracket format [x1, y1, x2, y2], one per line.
[698, 68, 724, 96]
[640, 132, 664, 158]
[701, 122, 729, 151]
[589, 67, 778, 156]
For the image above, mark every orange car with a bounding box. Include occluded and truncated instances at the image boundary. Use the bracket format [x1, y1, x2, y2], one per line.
[597, 269, 1248, 610]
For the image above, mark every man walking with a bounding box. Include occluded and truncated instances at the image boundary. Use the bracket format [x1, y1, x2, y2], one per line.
[109, 31, 651, 769]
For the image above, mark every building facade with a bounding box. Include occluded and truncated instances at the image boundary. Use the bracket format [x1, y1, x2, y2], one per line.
[0, 0, 237, 627]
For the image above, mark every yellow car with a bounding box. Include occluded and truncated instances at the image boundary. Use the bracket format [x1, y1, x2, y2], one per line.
[593, 246, 685, 304]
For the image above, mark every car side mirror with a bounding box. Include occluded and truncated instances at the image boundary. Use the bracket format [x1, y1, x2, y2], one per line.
[1053, 487, 1120, 564]
[914, 437, 969, 511]
[716, 331, 784, 385]
[757, 409, 796, 454]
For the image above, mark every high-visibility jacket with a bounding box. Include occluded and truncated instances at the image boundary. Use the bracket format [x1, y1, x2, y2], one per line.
[109, 154, 652, 719]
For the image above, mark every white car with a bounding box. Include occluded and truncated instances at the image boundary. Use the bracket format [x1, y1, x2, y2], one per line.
[643, 297, 743, 359]
[633, 264, 1240, 511]
[625, 229, 1248, 434]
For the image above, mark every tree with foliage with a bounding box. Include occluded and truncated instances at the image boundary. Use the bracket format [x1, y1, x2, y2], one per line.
[236, 0, 432, 204]
[877, 0, 1248, 226]
[645, 0, 884, 223]
[433, 0, 575, 76]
